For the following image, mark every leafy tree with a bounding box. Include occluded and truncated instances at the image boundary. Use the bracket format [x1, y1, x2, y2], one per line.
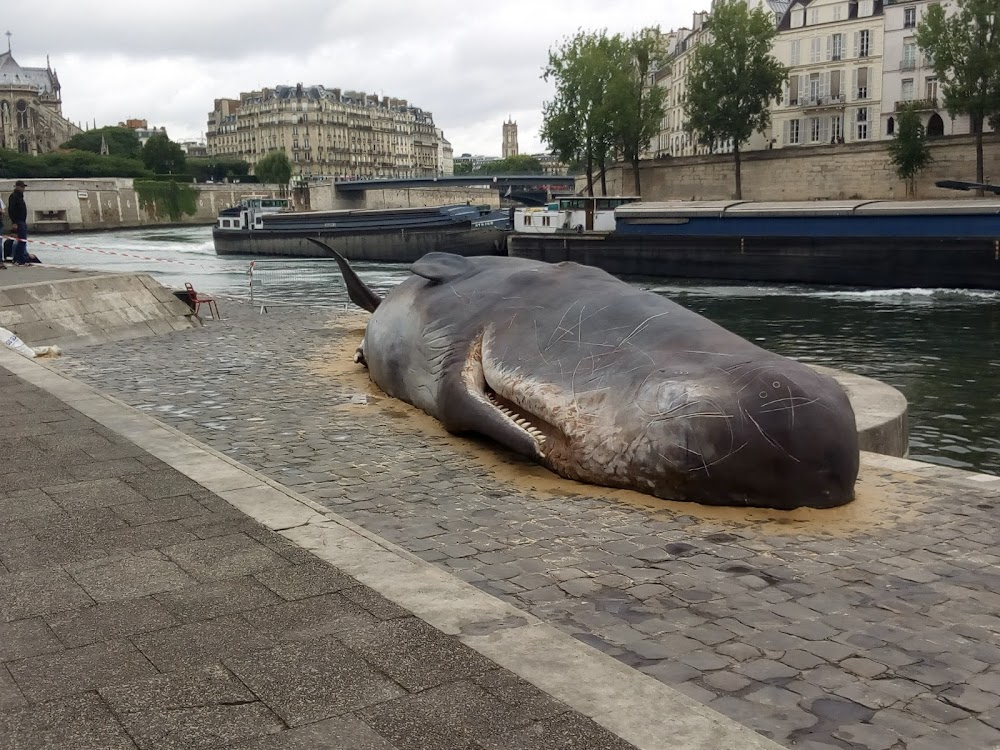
[684, 0, 787, 199]
[543, 30, 615, 196]
[917, 0, 1000, 195]
[187, 157, 251, 183]
[0, 148, 148, 178]
[60, 126, 143, 159]
[474, 155, 544, 174]
[888, 105, 933, 197]
[255, 150, 292, 184]
[604, 29, 666, 195]
[141, 133, 186, 174]
[454, 160, 474, 175]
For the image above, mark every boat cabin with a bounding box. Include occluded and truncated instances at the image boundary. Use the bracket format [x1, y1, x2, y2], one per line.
[513, 196, 640, 234]
[216, 196, 291, 231]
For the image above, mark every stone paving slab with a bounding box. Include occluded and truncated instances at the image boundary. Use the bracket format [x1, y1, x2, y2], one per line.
[0, 348, 782, 748]
[42, 303, 1000, 750]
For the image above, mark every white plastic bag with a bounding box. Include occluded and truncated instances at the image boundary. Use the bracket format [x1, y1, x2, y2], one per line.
[0, 326, 60, 359]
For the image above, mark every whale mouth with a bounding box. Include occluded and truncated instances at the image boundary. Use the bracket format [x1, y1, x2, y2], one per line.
[461, 332, 556, 457]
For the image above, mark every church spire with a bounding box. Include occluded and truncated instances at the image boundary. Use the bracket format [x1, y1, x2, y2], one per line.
[5, 31, 11, 54]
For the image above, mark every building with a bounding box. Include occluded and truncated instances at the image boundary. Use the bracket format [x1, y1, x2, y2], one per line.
[206, 83, 446, 181]
[771, 0, 885, 149]
[454, 154, 501, 172]
[533, 153, 569, 176]
[652, 15, 708, 158]
[436, 129, 454, 176]
[0, 46, 79, 154]
[502, 118, 519, 158]
[119, 119, 168, 146]
[179, 140, 209, 158]
[880, 0, 977, 139]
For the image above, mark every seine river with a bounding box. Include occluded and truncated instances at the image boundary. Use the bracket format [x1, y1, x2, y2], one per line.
[38, 225, 1000, 477]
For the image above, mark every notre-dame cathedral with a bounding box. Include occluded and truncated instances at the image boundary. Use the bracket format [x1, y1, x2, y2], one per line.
[0, 41, 80, 154]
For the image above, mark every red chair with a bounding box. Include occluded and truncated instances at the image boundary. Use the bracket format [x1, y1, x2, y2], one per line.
[185, 282, 221, 320]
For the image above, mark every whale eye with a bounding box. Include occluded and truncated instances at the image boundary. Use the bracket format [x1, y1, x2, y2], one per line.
[772, 381, 781, 389]
[759, 391, 767, 399]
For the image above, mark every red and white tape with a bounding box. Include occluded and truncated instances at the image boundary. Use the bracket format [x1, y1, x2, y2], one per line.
[0, 235, 208, 268]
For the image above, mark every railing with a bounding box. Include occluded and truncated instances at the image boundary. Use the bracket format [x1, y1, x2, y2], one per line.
[900, 59, 917, 71]
[895, 98, 938, 111]
[803, 95, 846, 108]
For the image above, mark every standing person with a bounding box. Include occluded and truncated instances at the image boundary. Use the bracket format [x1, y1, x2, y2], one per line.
[8, 180, 28, 266]
[0, 193, 5, 268]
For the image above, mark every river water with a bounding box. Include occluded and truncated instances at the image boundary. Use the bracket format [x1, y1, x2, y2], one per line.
[36, 225, 1000, 477]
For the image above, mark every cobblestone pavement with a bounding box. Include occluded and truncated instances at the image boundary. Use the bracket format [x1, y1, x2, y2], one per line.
[57, 304, 1000, 750]
[0, 365, 634, 750]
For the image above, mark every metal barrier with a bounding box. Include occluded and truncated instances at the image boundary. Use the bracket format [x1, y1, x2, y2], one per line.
[247, 258, 396, 313]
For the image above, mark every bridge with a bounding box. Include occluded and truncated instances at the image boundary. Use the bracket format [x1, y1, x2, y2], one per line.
[333, 175, 577, 205]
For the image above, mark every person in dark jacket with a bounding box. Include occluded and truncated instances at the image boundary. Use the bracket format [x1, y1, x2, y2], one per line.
[8, 180, 28, 266]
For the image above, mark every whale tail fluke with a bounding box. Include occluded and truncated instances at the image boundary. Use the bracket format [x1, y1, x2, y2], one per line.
[307, 238, 382, 313]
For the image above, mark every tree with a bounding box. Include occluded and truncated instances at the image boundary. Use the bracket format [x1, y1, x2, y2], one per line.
[187, 157, 251, 183]
[888, 105, 933, 197]
[604, 29, 666, 195]
[542, 30, 616, 196]
[917, 0, 1000, 195]
[141, 133, 186, 174]
[454, 160, 474, 175]
[255, 150, 292, 185]
[474, 155, 545, 174]
[60, 126, 143, 159]
[684, 0, 787, 199]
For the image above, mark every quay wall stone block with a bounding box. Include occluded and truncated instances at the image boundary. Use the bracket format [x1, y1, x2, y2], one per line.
[597, 134, 1000, 201]
[0, 273, 200, 347]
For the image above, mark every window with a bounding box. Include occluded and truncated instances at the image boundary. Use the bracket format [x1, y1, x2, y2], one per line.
[789, 75, 799, 105]
[787, 118, 801, 144]
[810, 37, 821, 63]
[15, 99, 27, 129]
[808, 8, 820, 24]
[790, 39, 801, 66]
[791, 7, 805, 27]
[830, 69, 842, 99]
[809, 72, 821, 103]
[902, 40, 917, 70]
[830, 33, 844, 61]
[926, 76, 939, 102]
[904, 6, 917, 28]
[856, 107, 869, 140]
[811, 117, 822, 142]
[857, 29, 871, 57]
[855, 67, 869, 99]
[901, 78, 914, 101]
[859, 0, 873, 16]
[833, 4, 843, 20]
[832, 115, 843, 141]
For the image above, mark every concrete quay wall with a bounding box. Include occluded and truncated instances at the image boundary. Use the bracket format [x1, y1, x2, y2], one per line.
[599, 134, 1000, 201]
[0, 271, 200, 348]
[1, 178, 501, 234]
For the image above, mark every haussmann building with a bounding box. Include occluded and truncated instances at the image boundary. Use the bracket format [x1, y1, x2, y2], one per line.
[206, 83, 450, 182]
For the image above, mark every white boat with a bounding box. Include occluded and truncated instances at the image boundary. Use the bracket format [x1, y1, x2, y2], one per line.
[513, 196, 641, 234]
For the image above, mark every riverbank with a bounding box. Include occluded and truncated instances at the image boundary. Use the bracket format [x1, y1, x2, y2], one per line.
[45, 302, 1000, 749]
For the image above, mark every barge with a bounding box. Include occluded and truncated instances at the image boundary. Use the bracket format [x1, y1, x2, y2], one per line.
[213, 197, 509, 261]
[507, 199, 1000, 289]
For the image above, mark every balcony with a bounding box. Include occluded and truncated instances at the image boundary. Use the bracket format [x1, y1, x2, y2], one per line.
[900, 59, 917, 71]
[802, 94, 847, 111]
[895, 98, 938, 111]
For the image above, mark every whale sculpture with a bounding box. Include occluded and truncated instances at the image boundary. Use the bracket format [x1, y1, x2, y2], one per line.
[314, 239, 860, 510]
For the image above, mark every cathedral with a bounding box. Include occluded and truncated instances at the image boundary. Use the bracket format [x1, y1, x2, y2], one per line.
[0, 42, 80, 154]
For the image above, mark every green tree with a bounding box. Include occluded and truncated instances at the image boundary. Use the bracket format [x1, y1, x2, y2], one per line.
[917, 0, 1000, 195]
[255, 150, 292, 184]
[604, 29, 666, 195]
[454, 160, 474, 175]
[888, 105, 933, 197]
[141, 133, 186, 174]
[475, 155, 545, 174]
[187, 157, 251, 183]
[0, 148, 148, 178]
[684, 0, 787, 199]
[60, 126, 143, 159]
[543, 30, 615, 196]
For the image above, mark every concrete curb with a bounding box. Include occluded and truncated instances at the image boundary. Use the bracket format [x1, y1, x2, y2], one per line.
[0, 345, 788, 750]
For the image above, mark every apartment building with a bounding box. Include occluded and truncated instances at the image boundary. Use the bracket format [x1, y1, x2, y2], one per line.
[206, 83, 444, 181]
[771, 0, 885, 149]
[880, 0, 975, 138]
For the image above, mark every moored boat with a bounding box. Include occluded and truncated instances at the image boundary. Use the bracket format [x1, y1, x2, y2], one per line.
[512, 195, 640, 234]
[508, 198, 1000, 289]
[213, 197, 510, 261]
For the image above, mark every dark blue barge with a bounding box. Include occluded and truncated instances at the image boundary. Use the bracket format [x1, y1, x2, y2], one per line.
[507, 199, 1000, 289]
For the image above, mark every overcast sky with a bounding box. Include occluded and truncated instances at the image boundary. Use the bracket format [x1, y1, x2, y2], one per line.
[14, 1, 706, 157]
